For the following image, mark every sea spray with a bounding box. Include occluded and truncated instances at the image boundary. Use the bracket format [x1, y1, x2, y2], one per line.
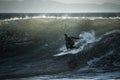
[59, 30, 96, 54]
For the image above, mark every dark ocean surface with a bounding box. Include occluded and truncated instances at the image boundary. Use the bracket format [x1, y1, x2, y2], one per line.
[0, 13, 120, 80]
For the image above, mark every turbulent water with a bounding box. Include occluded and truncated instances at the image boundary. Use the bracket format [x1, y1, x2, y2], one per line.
[0, 13, 120, 80]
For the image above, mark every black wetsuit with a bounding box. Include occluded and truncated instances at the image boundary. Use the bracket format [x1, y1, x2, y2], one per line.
[65, 36, 79, 49]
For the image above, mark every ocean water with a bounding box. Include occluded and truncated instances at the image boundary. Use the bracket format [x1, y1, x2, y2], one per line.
[0, 13, 120, 80]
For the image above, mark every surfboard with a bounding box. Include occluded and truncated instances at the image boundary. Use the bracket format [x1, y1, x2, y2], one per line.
[54, 37, 82, 56]
[54, 31, 96, 57]
[53, 48, 79, 56]
[54, 49, 71, 56]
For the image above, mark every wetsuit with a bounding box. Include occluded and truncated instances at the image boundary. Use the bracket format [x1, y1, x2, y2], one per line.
[65, 34, 79, 49]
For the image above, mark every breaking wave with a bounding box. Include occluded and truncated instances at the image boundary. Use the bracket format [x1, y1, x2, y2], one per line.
[0, 17, 120, 80]
[2, 16, 120, 21]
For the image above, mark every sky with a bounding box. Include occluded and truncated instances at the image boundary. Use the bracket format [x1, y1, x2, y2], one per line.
[52, 0, 120, 4]
[0, 0, 120, 13]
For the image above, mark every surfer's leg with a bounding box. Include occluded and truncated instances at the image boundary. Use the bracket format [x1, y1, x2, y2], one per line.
[69, 45, 75, 49]
[70, 45, 79, 49]
[66, 44, 71, 49]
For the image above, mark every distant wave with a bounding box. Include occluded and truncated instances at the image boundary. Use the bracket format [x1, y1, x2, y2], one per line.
[1, 15, 120, 21]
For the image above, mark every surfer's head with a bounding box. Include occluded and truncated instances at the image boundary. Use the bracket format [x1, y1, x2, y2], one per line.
[64, 34, 68, 37]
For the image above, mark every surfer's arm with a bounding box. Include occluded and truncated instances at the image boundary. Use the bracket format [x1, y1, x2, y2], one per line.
[71, 37, 80, 39]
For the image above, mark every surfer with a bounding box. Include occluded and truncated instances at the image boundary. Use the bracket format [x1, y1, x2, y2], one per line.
[64, 34, 79, 49]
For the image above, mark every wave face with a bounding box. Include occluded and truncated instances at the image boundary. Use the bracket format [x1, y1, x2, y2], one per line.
[0, 17, 120, 80]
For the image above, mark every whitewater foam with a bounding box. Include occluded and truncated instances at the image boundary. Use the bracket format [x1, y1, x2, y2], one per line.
[93, 71, 120, 79]
[96, 30, 120, 42]
[6, 71, 120, 80]
[1, 15, 120, 21]
[59, 30, 96, 54]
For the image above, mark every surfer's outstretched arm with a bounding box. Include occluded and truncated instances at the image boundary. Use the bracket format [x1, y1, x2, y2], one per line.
[71, 37, 80, 39]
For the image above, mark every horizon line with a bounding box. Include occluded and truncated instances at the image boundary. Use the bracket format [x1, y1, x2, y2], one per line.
[0, 12, 120, 14]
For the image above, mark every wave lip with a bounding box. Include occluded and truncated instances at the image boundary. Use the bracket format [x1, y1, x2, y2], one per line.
[1, 15, 120, 21]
